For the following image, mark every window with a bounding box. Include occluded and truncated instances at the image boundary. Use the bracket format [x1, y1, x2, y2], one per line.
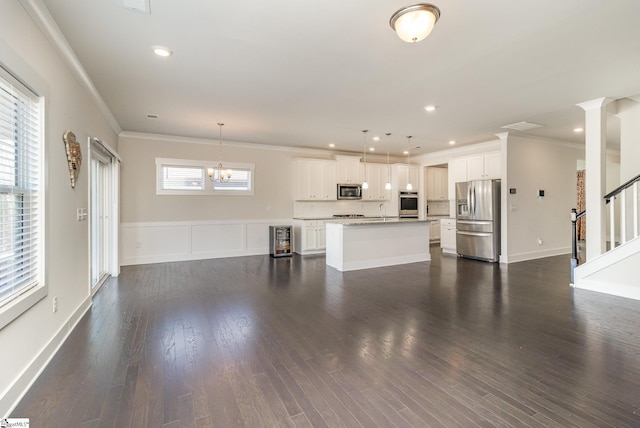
[156, 158, 254, 195]
[161, 165, 205, 191]
[0, 65, 44, 328]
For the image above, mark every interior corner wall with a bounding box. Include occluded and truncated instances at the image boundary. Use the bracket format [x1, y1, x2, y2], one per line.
[0, 2, 118, 416]
[506, 137, 584, 262]
[616, 99, 640, 181]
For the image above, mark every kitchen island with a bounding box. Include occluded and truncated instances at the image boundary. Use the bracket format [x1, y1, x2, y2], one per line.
[325, 218, 431, 272]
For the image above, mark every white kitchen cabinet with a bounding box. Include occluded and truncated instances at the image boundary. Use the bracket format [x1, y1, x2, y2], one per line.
[395, 164, 419, 191]
[362, 163, 390, 201]
[293, 220, 326, 254]
[466, 153, 501, 180]
[293, 159, 336, 201]
[335, 155, 363, 184]
[426, 167, 448, 200]
[440, 218, 457, 254]
[429, 219, 441, 242]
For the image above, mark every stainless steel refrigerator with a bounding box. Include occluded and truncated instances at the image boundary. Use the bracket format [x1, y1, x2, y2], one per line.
[455, 179, 501, 262]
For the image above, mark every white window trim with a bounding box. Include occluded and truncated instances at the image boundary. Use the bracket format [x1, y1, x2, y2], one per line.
[156, 158, 255, 196]
[0, 59, 47, 330]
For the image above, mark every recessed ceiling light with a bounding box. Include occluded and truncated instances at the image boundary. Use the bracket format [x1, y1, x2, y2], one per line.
[328, 143, 335, 148]
[574, 127, 584, 133]
[151, 45, 173, 57]
[369, 147, 375, 152]
[373, 136, 380, 141]
[448, 140, 456, 145]
[424, 105, 437, 112]
[403, 150, 409, 155]
[146, 113, 159, 119]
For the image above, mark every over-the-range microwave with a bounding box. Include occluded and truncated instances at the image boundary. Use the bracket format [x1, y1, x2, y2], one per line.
[337, 183, 362, 200]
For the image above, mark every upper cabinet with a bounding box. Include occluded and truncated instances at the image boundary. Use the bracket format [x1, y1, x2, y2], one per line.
[335, 155, 363, 184]
[395, 164, 420, 191]
[426, 167, 448, 200]
[293, 159, 337, 201]
[362, 163, 391, 201]
[466, 153, 501, 180]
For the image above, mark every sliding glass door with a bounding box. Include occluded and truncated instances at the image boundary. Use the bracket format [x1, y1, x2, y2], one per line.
[90, 139, 119, 292]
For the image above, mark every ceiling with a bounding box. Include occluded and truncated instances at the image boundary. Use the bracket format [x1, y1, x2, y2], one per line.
[38, 0, 640, 155]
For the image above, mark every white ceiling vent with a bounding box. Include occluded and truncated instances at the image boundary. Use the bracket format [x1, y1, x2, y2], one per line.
[501, 121, 544, 131]
[118, 0, 151, 14]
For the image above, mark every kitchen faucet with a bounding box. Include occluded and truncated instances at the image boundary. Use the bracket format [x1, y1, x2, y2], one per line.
[379, 203, 386, 220]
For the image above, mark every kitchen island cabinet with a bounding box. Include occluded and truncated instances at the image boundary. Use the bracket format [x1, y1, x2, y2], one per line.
[325, 218, 430, 271]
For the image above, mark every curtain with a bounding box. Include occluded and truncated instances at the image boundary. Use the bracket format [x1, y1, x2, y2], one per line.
[576, 170, 586, 240]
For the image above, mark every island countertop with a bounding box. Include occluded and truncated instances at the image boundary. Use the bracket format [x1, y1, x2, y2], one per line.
[324, 217, 431, 226]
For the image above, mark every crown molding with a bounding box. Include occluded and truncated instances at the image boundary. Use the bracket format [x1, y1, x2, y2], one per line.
[19, 0, 122, 134]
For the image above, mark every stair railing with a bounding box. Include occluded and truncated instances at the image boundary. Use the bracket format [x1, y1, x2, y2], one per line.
[570, 172, 640, 284]
[604, 173, 640, 249]
[570, 208, 586, 284]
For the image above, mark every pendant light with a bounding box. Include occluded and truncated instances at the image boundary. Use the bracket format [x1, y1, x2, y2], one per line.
[361, 130, 369, 190]
[390, 3, 441, 43]
[385, 132, 392, 190]
[208, 122, 232, 183]
[406, 135, 413, 191]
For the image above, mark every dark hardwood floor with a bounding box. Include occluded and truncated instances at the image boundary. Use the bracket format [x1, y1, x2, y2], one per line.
[12, 247, 640, 427]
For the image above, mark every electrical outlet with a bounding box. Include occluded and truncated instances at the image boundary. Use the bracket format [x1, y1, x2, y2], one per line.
[53, 296, 58, 313]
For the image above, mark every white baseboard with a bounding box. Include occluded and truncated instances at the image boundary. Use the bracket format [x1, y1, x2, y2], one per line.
[506, 246, 570, 263]
[1, 296, 92, 417]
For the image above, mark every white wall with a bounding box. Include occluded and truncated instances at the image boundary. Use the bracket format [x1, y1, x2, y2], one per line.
[505, 136, 584, 262]
[616, 98, 640, 182]
[0, 2, 118, 415]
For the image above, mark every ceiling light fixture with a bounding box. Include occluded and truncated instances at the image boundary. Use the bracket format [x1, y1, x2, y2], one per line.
[574, 127, 584, 133]
[449, 140, 456, 145]
[424, 105, 437, 112]
[390, 3, 441, 43]
[385, 133, 392, 190]
[361, 130, 369, 190]
[406, 136, 413, 190]
[208, 123, 232, 183]
[151, 45, 173, 57]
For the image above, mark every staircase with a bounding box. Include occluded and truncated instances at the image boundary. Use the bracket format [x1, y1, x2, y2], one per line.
[571, 173, 640, 300]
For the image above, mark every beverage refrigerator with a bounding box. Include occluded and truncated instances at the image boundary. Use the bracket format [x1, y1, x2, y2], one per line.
[269, 225, 292, 258]
[455, 179, 501, 262]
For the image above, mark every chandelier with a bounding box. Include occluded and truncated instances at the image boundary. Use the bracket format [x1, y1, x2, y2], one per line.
[208, 122, 232, 183]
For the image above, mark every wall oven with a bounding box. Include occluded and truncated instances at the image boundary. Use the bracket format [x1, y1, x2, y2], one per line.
[337, 183, 362, 200]
[399, 191, 419, 218]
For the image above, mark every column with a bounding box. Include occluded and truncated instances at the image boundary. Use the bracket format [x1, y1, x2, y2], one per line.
[577, 97, 612, 261]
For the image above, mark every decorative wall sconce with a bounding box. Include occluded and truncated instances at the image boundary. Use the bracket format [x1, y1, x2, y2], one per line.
[63, 130, 82, 188]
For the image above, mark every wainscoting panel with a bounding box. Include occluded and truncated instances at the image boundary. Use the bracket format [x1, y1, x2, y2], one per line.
[121, 219, 292, 266]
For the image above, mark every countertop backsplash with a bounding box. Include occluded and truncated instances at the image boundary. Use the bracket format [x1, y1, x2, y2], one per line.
[427, 200, 450, 216]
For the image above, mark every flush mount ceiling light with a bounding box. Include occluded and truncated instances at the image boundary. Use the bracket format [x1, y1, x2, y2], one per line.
[390, 3, 441, 43]
[424, 105, 437, 112]
[151, 45, 173, 57]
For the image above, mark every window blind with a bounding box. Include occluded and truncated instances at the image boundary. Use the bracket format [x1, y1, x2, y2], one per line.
[0, 67, 42, 307]
[161, 165, 205, 191]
